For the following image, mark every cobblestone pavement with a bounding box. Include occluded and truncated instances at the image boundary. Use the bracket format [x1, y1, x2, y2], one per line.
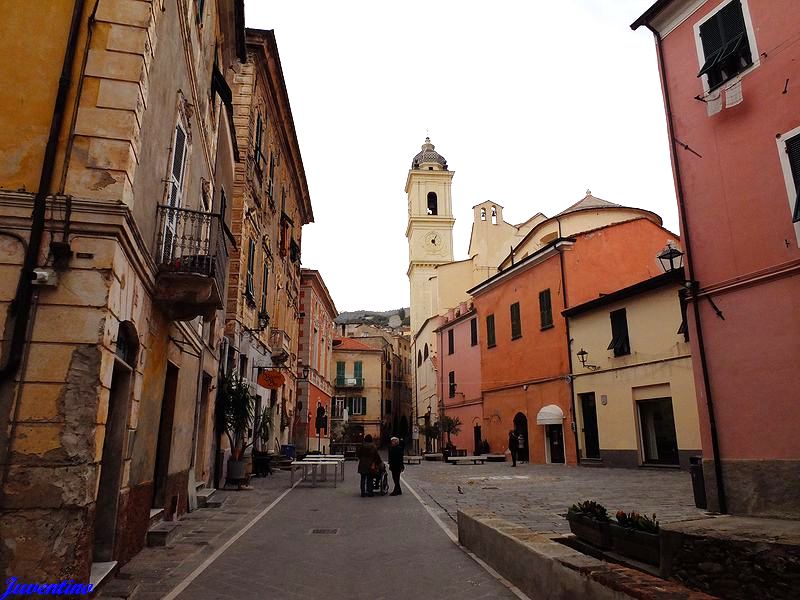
[401, 459, 708, 537]
[100, 463, 517, 599]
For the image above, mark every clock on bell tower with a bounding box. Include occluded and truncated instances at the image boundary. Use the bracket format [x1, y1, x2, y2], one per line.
[405, 137, 455, 336]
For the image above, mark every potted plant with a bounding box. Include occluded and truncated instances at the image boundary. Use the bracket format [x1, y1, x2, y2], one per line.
[219, 372, 256, 486]
[610, 511, 660, 566]
[251, 406, 273, 477]
[566, 500, 612, 549]
[440, 415, 462, 452]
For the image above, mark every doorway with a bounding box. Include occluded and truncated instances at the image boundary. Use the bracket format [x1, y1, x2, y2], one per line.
[473, 424, 482, 455]
[153, 363, 179, 513]
[638, 398, 679, 465]
[546, 424, 565, 464]
[93, 359, 133, 562]
[513, 412, 529, 462]
[579, 393, 600, 459]
[194, 373, 213, 484]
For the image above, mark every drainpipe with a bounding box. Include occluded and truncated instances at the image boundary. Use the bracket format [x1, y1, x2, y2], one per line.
[556, 220, 581, 466]
[645, 24, 727, 514]
[0, 0, 86, 383]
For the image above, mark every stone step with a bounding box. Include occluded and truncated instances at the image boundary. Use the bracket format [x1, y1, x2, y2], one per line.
[206, 494, 226, 509]
[148, 508, 164, 528]
[146, 520, 180, 547]
[196, 488, 216, 508]
[95, 577, 140, 599]
[89, 561, 118, 592]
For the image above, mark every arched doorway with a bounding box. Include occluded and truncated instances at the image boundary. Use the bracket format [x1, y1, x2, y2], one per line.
[93, 322, 138, 562]
[513, 412, 529, 463]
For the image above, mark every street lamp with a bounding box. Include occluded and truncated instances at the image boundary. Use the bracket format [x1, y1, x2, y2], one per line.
[657, 243, 684, 273]
[576, 348, 600, 371]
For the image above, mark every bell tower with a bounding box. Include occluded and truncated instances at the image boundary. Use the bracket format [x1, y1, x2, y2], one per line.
[406, 137, 455, 336]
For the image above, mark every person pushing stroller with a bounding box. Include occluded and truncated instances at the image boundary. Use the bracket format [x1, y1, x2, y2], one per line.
[357, 434, 383, 497]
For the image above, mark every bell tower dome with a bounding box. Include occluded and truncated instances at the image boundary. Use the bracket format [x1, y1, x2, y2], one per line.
[405, 137, 455, 336]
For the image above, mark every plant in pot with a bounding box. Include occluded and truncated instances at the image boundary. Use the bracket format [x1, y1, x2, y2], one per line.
[440, 415, 462, 452]
[220, 372, 256, 487]
[251, 406, 273, 477]
[610, 511, 661, 566]
[566, 500, 612, 549]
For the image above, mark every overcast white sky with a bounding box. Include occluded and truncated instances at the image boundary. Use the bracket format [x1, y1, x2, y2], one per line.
[245, 0, 675, 313]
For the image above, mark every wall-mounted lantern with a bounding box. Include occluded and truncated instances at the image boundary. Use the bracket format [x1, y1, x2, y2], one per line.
[657, 243, 684, 273]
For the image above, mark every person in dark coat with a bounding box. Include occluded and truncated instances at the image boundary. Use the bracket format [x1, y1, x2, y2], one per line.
[357, 434, 382, 497]
[508, 430, 518, 467]
[388, 436, 404, 496]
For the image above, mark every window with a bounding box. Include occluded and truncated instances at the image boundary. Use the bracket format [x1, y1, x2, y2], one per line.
[254, 113, 264, 170]
[447, 329, 454, 355]
[783, 132, 800, 223]
[333, 396, 345, 418]
[607, 308, 631, 357]
[470, 317, 478, 346]
[448, 371, 456, 398]
[260, 262, 269, 313]
[353, 361, 363, 384]
[486, 314, 496, 348]
[245, 239, 255, 300]
[347, 396, 366, 416]
[417, 350, 422, 367]
[480, 207, 486, 221]
[423, 344, 429, 360]
[239, 354, 248, 380]
[336, 361, 345, 385]
[697, 0, 754, 90]
[510, 302, 522, 340]
[427, 192, 438, 215]
[539, 289, 553, 329]
[267, 152, 276, 199]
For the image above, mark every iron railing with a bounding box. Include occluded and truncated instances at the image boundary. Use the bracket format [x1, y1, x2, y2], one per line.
[335, 377, 364, 388]
[156, 204, 227, 296]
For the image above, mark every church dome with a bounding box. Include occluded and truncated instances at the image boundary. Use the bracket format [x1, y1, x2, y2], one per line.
[411, 137, 448, 170]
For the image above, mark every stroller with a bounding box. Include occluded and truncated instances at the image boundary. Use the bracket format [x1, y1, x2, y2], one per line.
[371, 462, 389, 496]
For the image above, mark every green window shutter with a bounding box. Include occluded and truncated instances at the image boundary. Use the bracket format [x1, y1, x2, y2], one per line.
[354, 361, 363, 382]
[486, 314, 496, 348]
[336, 361, 345, 385]
[510, 302, 522, 339]
[470, 318, 478, 346]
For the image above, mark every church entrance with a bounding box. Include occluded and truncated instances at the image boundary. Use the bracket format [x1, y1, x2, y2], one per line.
[513, 412, 529, 462]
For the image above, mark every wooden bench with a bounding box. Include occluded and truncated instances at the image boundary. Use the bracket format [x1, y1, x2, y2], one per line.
[404, 455, 422, 465]
[448, 456, 486, 465]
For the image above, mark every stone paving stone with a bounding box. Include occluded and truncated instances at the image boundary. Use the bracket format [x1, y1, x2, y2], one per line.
[401, 460, 707, 536]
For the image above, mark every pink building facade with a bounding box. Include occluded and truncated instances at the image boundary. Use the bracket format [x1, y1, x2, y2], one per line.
[633, 0, 800, 516]
[436, 304, 483, 454]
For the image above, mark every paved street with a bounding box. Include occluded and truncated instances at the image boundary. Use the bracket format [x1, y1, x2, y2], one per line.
[402, 459, 707, 537]
[99, 459, 707, 600]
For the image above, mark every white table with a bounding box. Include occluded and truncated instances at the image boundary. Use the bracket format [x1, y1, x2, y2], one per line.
[290, 460, 340, 487]
[300, 456, 345, 480]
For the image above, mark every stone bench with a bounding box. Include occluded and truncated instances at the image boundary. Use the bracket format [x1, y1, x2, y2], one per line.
[404, 455, 422, 465]
[448, 456, 486, 465]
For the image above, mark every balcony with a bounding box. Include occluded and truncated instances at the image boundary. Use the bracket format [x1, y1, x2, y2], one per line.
[269, 327, 291, 364]
[335, 377, 364, 389]
[154, 205, 227, 321]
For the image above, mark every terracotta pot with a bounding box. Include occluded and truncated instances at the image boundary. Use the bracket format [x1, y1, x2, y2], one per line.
[608, 523, 660, 566]
[567, 515, 612, 549]
[227, 458, 247, 480]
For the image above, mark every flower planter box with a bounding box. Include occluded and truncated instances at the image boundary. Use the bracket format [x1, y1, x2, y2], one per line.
[608, 523, 660, 566]
[567, 515, 612, 549]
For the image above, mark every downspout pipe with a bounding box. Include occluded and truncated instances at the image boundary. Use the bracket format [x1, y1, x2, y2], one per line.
[0, 0, 86, 383]
[645, 23, 727, 514]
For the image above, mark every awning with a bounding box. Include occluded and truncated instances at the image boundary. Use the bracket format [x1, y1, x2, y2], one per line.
[536, 404, 565, 425]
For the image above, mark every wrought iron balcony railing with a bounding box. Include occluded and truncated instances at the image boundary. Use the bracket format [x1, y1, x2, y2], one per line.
[154, 204, 227, 320]
[335, 377, 364, 388]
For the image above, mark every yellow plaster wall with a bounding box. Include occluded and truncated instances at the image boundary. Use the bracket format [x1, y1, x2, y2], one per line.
[569, 285, 702, 456]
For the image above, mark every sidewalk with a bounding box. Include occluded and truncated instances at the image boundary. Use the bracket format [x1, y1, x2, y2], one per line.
[99, 463, 518, 600]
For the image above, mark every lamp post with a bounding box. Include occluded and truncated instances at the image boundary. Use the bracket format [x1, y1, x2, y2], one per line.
[657, 242, 684, 273]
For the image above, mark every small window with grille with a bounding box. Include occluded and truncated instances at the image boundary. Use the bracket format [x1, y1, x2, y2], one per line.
[696, 0, 754, 90]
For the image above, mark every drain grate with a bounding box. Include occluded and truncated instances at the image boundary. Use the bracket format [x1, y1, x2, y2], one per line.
[309, 528, 339, 535]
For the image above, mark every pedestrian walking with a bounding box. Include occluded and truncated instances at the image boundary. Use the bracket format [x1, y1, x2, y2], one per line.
[508, 430, 518, 467]
[517, 431, 526, 464]
[357, 434, 382, 497]
[388, 436, 404, 496]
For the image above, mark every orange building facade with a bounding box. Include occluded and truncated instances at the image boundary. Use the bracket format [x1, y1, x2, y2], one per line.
[471, 217, 681, 464]
[633, 0, 800, 517]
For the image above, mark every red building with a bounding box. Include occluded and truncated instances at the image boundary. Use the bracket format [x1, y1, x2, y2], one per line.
[633, 0, 800, 517]
[297, 270, 337, 454]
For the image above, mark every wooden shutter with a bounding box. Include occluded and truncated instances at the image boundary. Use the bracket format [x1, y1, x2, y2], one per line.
[246, 239, 255, 297]
[607, 308, 631, 356]
[261, 262, 269, 312]
[539, 289, 553, 328]
[786, 133, 800, 222]
[510, 302, 521, 339]
[486, 314, 496, 347]
[448, 329, 454, 354]
[354, 360, 363, 382]
[470, 318, 478, 346]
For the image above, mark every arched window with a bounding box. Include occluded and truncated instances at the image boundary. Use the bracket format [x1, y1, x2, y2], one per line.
[427, 192, 438, 215]
[480, 207, 486, 221]
[423, 343, 429, 360]
[491, 205, 498, 225]
[417, 350, 422, 367]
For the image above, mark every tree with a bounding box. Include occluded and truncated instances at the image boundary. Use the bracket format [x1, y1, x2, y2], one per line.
[440, 415, 462, 446]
